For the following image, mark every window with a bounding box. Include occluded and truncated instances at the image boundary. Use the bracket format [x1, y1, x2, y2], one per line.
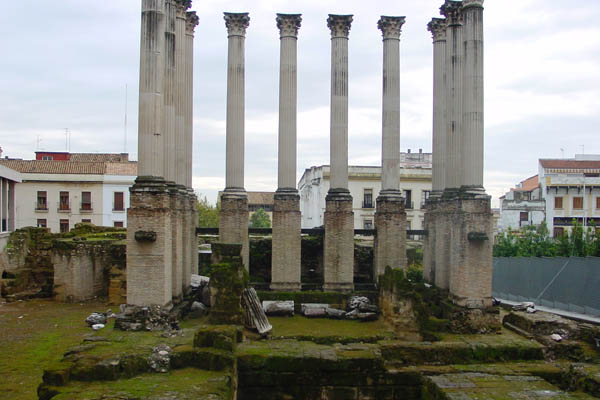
[596, 197, 600, 209]
[59, 191, 69, 211]
[37, 219, 47, 228]
[81, 192, 91, 211]
[553, 227, 564, 237]
[573, 197, 583, 210]
[36, 191, 47, 210]
[81, 219, 91, 224]
[59, 219, 69, 233]
[363, 219, 373, 229]
[404, 190, 412, 209]
[554, 197, 563, 209]
[363, 189, 373, 209]
[113, 192, 124, 211]
[520, 212, 528, 222]
[42, 156, 53, 160]
[406, 220, 412, 230]
[114, 221, 124, 228]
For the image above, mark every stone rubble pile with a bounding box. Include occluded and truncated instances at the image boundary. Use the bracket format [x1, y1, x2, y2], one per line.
[261, 295, 379, 321]
[114, 304, 179, 332]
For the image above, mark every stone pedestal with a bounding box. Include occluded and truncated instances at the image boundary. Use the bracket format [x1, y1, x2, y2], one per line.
[169, 184, 183, 301]
[189, 190, 198, 276]
[323, 192, 354, 292]
[219, 193, 249, 270]
[126, 177, 173, 306]
[180, 190, 191, 293]
[374, 195, 407, 280]
[440, 193, 493, 308]
[422, 200, 436, 284]
[271, 192, 301, 291]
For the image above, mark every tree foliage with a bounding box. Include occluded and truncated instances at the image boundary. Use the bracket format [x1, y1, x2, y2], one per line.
[197, 195, 220, 228]
[249, 208, 271, 228]
[493, 220, 600, 257]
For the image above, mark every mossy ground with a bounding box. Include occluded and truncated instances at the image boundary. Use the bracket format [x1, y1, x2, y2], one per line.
[0, 299, 111, 400]
[269, 315, 395, 344]
[46, 368, 231, 400]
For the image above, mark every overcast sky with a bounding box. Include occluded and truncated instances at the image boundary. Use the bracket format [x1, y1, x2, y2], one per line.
[1, 0, 599, 207]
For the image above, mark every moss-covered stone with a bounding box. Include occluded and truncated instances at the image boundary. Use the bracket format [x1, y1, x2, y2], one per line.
[208, 256, 248, 325]
[194, 325, 243, 351]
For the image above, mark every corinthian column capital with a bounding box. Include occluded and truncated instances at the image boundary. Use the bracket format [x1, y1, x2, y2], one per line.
[327, 14, 353, 38]
[377, 16, 406, 40]
[463, 0, 484, 8]
[174, 0, 190, 17]
[186, 11, 199, 33]
[276, 13, 302, 38]
[224, 12, 250, 37]
[427, 18, 447, 41]
[440, 1, 464, 26]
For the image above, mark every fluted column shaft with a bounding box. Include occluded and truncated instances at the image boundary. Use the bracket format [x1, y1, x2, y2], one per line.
[428, 18, 447, 194]
[185, 12, 198, 188]
[462, 0, 484, 190]
[174, 3, 186, 186]
[138, 0, 166, 178]
[441, 1, 464, 191]
[162, 0, 177, 183]
[224, 13, 250, 192]
[327, 15, 352, 192]
[277, 14, 301, 191]
[378, 16, 405, 195]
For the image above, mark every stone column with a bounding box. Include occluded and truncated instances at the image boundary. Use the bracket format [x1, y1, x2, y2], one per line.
[323, 14, 354, 293]
[441, 0, 464, 193]
[461, 0, 484, 192]
[271, 14, 302, 291]
[184, 11, 199, 289]
[220, 13, 250, 269]
[163, 0, 177, 184]
[137, 0, 166, 178]
[127, 0, 173, 306]
[374, 16, 407, 280]
[174, 1, 187, 186]
[423, 17, 447, 284]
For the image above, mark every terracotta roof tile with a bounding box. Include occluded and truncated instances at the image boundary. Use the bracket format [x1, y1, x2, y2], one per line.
[0, 159, 138, 176]
[70, 153, 129, 162]
[105, 162, 138, 175]
[540, 159, 600, 170]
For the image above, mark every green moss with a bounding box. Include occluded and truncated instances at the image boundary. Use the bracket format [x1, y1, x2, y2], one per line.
[194, 325, 243, 351]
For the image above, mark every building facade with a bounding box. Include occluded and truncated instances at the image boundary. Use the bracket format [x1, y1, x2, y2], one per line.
[299, 151, 432, 230]
[539, 155, 600, 237]
[498, 175, 546, 232]
[0, 164, 21, 255]
[0, 153, 136, 233]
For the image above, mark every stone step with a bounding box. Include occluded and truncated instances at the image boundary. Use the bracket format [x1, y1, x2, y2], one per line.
[422, 372, 595, 399]
[38, 367, 233, 400]
[380, 331, 545, 366]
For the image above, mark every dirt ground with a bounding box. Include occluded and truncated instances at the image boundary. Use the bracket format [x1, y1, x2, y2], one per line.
[0, 299, 114, 400]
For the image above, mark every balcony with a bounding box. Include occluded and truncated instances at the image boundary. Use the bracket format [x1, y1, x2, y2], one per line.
[405, 201, 414, 210]
[80, 202, 93, 213]
[362, 201, 374, 209]
[58, 202, 71, 213]
[34, 202, 48, 212]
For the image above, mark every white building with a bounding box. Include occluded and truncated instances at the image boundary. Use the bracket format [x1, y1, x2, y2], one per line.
[499, 175, 546, 232]
[0, 153, 136, 233]
[298, 151, 432, 230]
[0, 164, 21, 252]
[539, 155, 600, 237]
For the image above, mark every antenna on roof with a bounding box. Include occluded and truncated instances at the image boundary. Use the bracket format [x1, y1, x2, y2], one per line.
[123, 84, 128, 153]
[36, 135, 41, 150]
[64, 128, 71, 152]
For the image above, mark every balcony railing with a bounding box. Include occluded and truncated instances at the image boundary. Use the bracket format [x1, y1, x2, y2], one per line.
[405, 201, 414, 210]
[80, 202, 93, 212]
[35, 201, 48, 211]
[58, 201, 71, 212]
[362, 201, 374, 209]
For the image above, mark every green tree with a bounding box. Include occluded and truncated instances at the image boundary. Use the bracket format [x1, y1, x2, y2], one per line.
[249, 208, 271, 228]
[197, 195, 220, 228]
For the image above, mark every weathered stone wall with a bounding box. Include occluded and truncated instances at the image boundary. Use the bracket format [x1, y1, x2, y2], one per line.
[323, 197, 354, 292]
[271, 195, 301, 291]
[219, 196, 249, 270]
[374, 196, 407, 280]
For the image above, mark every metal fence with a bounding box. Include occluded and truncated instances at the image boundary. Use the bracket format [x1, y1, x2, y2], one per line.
[493, 257, 600, 317]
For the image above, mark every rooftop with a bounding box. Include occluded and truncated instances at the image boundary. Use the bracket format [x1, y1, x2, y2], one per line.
[0, 159, 137, 176]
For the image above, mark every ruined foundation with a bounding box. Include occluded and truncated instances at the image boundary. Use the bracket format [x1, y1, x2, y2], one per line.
[374, 194, 407, 280]
[270, 191, 301, 291]
[219, 193, 249, 270]
[126, 177, 173, 306]
[169, 184, 184, 301]
[323, 191, 354, 292]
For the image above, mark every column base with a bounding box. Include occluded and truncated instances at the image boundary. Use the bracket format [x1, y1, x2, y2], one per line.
[219, 192, 249, 270]
[168, 183, 184, 300]
[271, 191, 301, 292]
[126, 176, 173, 307]
[324, 191, 354, 293]
[374, 194, 407, 281]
